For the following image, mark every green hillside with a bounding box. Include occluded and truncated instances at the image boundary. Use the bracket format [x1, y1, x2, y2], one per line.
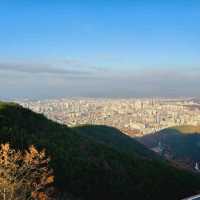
[0, 101, 200, 200]
[75, 125, 160, 160]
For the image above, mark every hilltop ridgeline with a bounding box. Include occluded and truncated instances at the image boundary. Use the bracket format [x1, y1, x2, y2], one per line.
[0, 101, 200, 200]
[139, 125, 200, 170]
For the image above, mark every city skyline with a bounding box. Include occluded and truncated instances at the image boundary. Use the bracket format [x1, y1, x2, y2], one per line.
[18, 97, 200, 136]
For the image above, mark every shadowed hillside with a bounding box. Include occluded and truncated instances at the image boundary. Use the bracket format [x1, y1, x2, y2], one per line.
[0, 102, 200, 200]
[74, 125, 160, 160]
[139, 126, 200, 170]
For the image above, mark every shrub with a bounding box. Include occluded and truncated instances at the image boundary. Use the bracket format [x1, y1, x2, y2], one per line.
[0, 143, 54, 200]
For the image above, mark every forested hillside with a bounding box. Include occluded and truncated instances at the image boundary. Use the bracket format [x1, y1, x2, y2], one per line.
[139, 126, 200, 170]
[0, 102, 200, 200]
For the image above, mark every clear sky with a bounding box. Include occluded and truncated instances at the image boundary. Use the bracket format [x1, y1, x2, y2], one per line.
[0, 0, 200, 99]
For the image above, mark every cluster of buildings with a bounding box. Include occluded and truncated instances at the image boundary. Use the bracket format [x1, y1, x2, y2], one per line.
[17, 98, 200, 136]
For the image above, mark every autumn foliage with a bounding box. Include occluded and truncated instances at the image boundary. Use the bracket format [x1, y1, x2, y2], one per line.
[0, 143, 54, 200]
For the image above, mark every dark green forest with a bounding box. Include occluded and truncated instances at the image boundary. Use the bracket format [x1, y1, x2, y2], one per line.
[0, 101, 199, 200]
[140, 126, 200, 161]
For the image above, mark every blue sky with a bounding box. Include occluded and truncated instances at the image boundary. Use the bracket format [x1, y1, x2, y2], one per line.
[0, 1, 200, 99]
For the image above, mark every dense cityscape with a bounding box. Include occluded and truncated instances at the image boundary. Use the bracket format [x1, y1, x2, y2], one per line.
[17, 98, 200, 136]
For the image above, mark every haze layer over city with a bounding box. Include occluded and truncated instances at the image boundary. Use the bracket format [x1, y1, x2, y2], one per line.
[1, 1, 200, 139]
[17, 97, 200, 136]
[1, 1, 200, 100]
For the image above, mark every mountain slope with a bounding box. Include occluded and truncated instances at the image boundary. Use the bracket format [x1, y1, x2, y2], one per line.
[172, 125, 200, 134]
[74, 125, 160, 160]
[0, 102, 200, 200]
[139, 125, 200, 170]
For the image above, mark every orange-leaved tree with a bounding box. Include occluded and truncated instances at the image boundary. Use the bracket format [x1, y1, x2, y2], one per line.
[0, 143, 54, 200]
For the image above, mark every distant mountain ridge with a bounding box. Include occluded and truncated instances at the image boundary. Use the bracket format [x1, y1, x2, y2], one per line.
[170, 125, 200, 134]
[139, 125, 200, 171]
[0, 101, 200, 200]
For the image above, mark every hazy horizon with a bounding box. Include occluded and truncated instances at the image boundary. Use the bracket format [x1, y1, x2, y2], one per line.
[1, 1, 200, 99]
